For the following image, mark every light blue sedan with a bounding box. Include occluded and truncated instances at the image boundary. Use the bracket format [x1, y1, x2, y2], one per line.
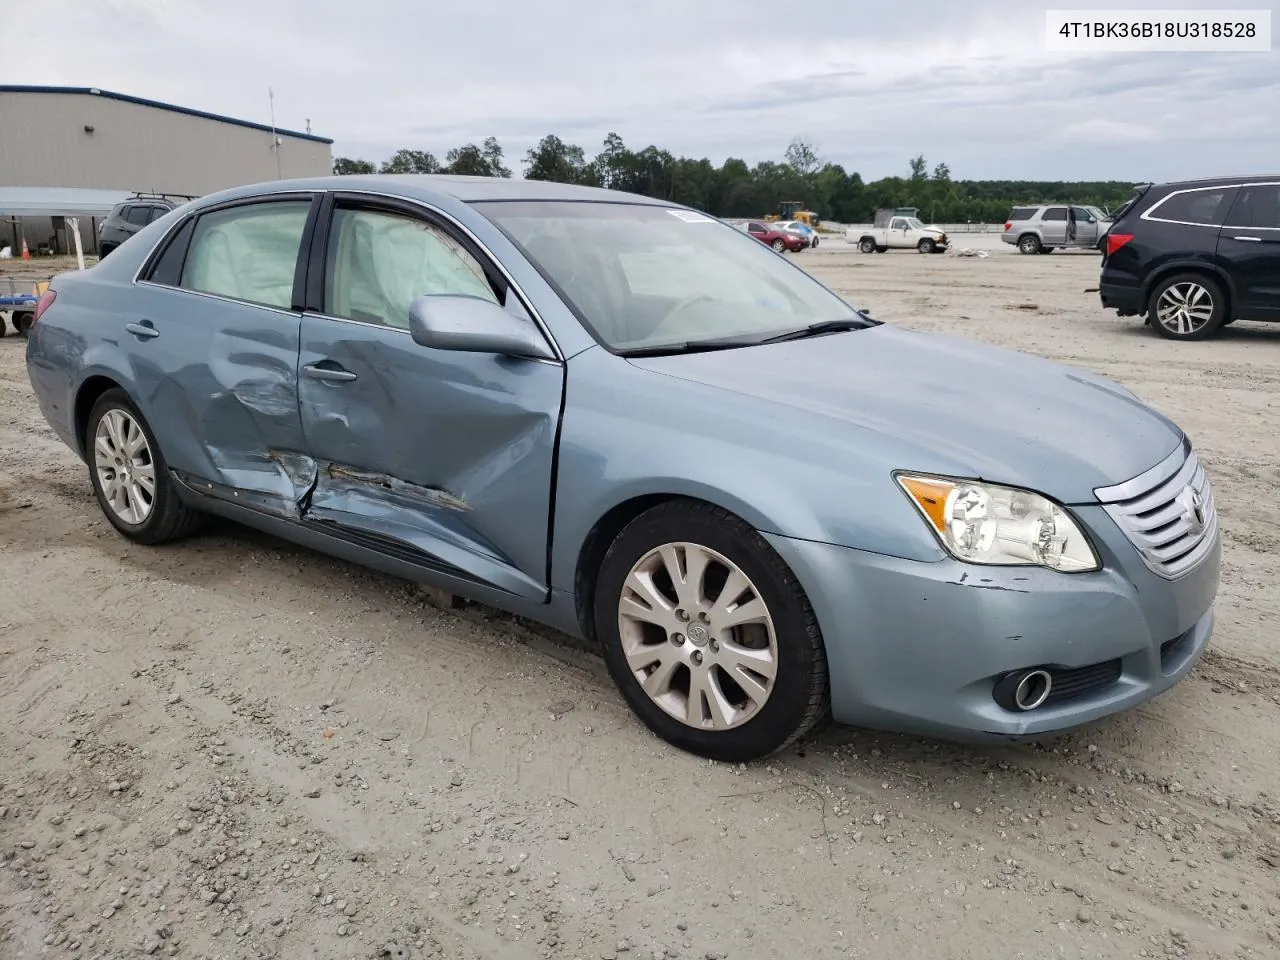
[24, 175, 1220, 762]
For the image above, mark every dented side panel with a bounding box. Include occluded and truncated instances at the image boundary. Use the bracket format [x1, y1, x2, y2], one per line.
[115, 282, 314, 515]
[296, 316, 563, 599]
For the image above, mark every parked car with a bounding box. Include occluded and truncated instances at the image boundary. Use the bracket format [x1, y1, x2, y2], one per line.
[775, 220, 820, 248]
[848, 214, 949, 254]
[1002, 204, 1111, 255]
[1099, 176, 1280, 341]
[26, 175, 1219, 762]
[741, 220, 808, 252]
[98, 192, 196, 258]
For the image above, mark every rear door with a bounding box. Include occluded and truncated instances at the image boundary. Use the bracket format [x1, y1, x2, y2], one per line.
[295, 192, 564, 600]
[1219, 182, 1280, 321]
[1039, 207, 1068, 245]
[129, 193, 318, 514]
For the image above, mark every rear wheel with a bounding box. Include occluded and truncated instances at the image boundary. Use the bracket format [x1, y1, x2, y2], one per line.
[1148, 273, 1227, 341]
[858, 237, 876, 254]
[593, 500, 828, 762]
[86, 389, 206, 544]
[13, 312, 33, 336]
[1017, 234, 1041, 255]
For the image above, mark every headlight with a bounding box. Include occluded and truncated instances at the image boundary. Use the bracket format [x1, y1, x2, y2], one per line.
[896, 474, 1100, 572]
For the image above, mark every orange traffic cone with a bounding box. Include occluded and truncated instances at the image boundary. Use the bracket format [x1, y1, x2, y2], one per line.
[20, 237, 30, 261]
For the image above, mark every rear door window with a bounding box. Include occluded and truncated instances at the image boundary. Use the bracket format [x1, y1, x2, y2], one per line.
[1146, 188, 1235, 227]
[1041, 207, 1067, 221]
[179, 200, 312, 310]
[1225, 184, 1280, 230]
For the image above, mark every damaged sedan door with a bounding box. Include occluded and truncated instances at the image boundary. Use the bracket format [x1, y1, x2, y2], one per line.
[130, 194, 320, 514]
[295, 194, 565, 601]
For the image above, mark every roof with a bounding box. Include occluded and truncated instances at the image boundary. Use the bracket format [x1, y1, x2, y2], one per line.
[199, 173, 676, 207]
[0, 85, 333, 145]
[0, 186, 132, 217]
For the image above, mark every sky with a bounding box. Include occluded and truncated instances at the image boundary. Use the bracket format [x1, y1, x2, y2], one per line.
[9, 0, 1278, 182]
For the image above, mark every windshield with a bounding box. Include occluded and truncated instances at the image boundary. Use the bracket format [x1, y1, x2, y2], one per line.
[903, 217, 926, 230]
[476, 201, 861, 352]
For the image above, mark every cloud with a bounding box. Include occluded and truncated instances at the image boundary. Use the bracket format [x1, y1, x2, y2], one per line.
[8, 0, 1277, 182]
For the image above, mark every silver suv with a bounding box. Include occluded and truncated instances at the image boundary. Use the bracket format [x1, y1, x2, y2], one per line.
[1001, 204, 1111, 254]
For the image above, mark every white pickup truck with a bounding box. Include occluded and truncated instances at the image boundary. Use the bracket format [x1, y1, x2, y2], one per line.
[848, 214, 949, 254]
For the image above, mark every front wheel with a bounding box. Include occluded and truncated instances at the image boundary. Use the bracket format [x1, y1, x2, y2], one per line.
[771, 238, 786, 252]
[1148, 273, 1227, 341]
[86, 389, 206, 544]
[917, 238, 936, 254]
[594, 500, 829, 762]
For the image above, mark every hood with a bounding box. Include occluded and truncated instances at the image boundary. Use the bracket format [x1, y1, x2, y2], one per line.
[628, 325, 1182, 504]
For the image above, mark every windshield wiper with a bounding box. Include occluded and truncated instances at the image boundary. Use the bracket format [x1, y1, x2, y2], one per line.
[616, 337, 761, 358]
[758, 316, 872, 344]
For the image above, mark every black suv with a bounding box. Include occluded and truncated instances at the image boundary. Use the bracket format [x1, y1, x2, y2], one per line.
[98, 192, 195, 258]
[1099, 175, 1280, 341]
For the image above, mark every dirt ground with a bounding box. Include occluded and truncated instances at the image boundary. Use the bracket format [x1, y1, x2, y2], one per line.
[2, 243, 1278, 960]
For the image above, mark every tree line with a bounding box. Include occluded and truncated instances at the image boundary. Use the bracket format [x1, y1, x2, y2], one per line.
[332, 135, 1140, 224]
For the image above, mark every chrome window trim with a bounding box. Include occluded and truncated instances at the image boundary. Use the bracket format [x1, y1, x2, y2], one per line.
[133, 282, 302, 319]
[127, 187, 565, 362]
[1137, 181, 1280, 229]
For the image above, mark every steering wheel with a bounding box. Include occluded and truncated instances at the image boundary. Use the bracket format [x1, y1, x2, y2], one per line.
[648, 294, 717, 340]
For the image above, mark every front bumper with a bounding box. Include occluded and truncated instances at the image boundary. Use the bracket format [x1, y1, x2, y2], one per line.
[764, 504, 1219, 741]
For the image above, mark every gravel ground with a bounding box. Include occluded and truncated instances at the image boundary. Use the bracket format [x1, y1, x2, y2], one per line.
[2, 242, 1279, 960]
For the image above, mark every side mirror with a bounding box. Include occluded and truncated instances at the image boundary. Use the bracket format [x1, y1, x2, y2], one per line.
[408, 295, 556, 360]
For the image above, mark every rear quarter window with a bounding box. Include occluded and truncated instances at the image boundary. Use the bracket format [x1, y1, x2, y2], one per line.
[1008, 207, 1039, 221]
[1145, 187, 1235, 227]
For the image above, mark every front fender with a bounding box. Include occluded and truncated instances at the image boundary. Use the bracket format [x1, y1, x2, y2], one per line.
[550, 348, 948, 593]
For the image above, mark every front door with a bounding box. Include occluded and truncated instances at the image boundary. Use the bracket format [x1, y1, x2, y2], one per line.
[1039, 206, 1069, 245]
[296, 194, 565, 600]
[1219, 182, 1280, 321]
[1070, 206, 1099, 246]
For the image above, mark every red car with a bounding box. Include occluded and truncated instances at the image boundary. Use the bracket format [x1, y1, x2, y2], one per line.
[743, 220, 808, 253]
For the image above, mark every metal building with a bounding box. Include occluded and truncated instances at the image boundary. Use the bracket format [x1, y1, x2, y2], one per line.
[0, 85, 334, 195]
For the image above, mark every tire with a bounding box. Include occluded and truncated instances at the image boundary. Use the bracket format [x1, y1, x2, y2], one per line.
[86, 388, 206, 544]
[1017, 234, 1041, 255]
[811, 237, 819, 248]
[771, 238, 786, 252]
[13, 312, 33, 336]
[1038, 247, 1055, 254]
[917, 238, 936, 254]
[98, 243, 116, 259]
[858, 238, 876, 254]
[1147, 273, 1228, 341]
[593, 499, 829, 762]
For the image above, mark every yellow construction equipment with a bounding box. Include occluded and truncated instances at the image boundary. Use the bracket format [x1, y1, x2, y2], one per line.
[764, 201, 821, 228]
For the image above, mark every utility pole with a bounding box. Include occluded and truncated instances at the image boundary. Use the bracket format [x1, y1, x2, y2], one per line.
[268, 87, 282, 179]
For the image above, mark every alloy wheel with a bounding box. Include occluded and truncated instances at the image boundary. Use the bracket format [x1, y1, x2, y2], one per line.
[617, 542, 778, 731]
[94, 408, 157, 524]
[1155, 281, 1215, 336]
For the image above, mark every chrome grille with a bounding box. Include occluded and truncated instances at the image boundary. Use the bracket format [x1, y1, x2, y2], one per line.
[1095, 442, 1218, 580]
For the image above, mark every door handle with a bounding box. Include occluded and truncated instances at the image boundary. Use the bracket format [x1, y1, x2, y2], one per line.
[303, 363, 357, 383]
[125, 321, 159, 340]
[1233, 236, 1263, 242]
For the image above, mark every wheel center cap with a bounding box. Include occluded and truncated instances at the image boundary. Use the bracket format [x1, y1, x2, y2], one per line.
[686, 622, 710, 647]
